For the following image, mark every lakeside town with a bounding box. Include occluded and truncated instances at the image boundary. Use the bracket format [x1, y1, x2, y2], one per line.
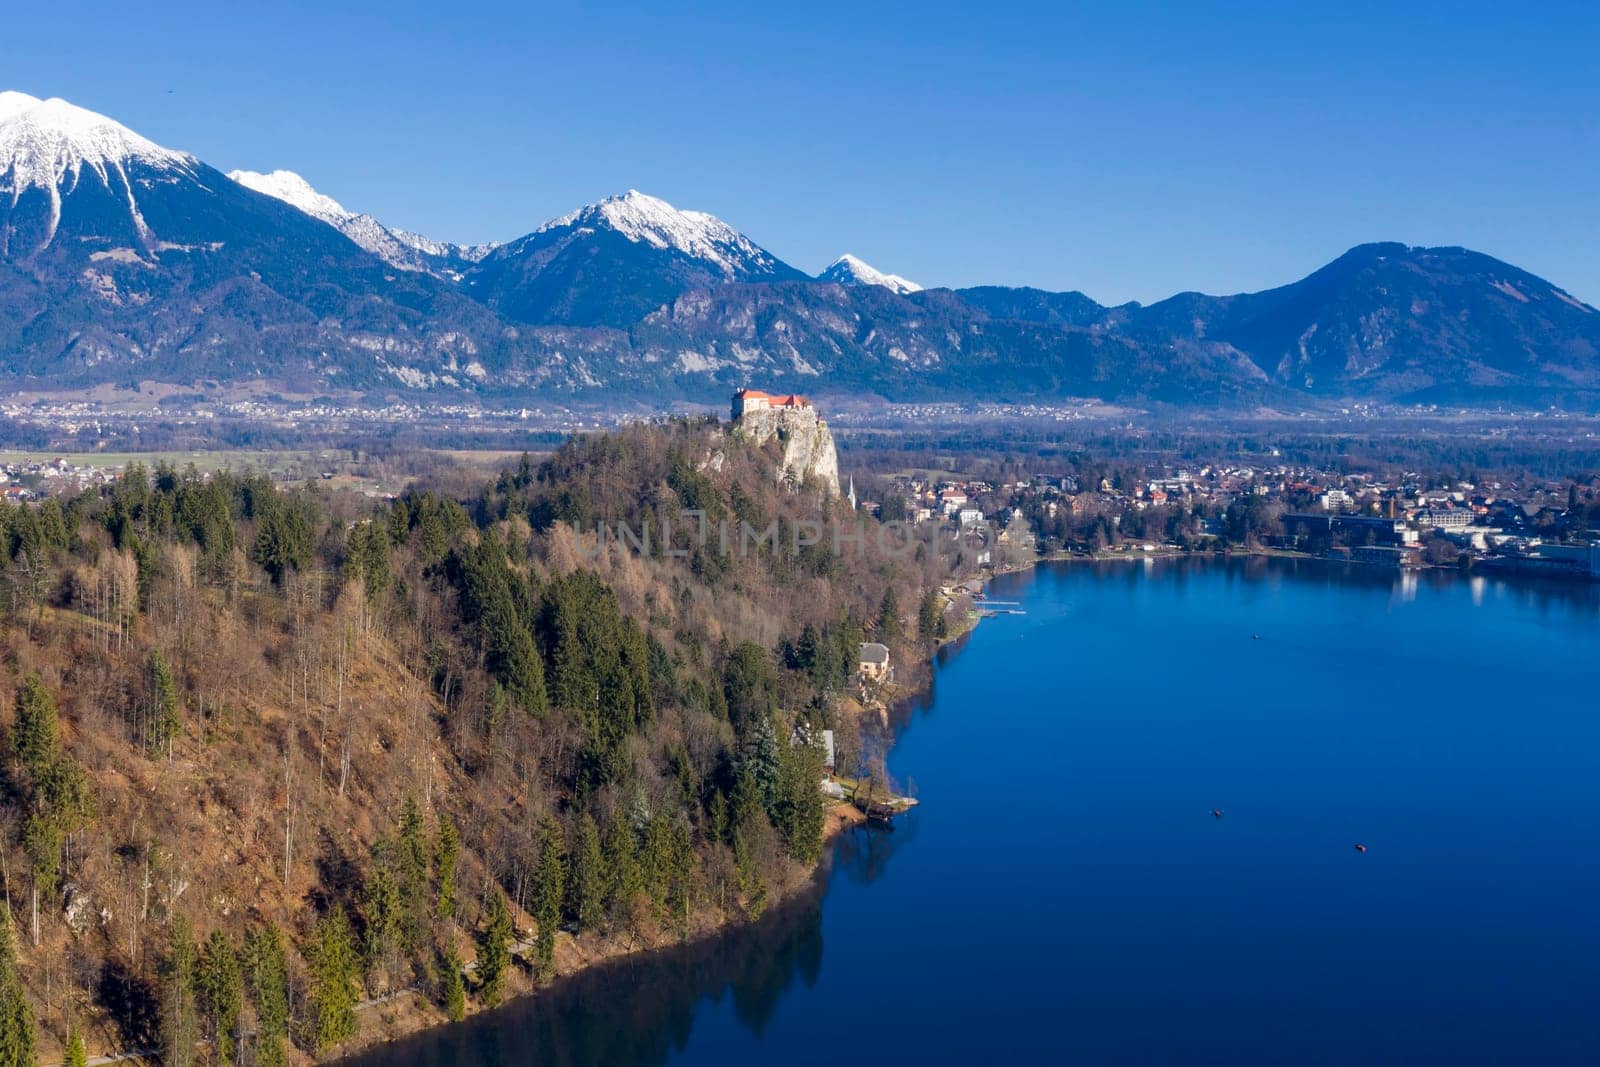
[870, 461, 1600, 582]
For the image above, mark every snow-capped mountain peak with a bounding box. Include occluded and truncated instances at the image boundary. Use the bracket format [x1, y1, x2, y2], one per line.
[1, 91, 194, 193]
[538, 189, 783, 279]
[229, 167, 495, 274]
[0, 90, 197, 250]
[0, 90, 43, 121]
[229, 168, 352, 222]
[820, 253, 921, 295]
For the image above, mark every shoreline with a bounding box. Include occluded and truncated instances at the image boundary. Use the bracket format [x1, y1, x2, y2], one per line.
[60, 546, 1593, 1065]
[981, 542, 1598, 587]
[297, 548, 1558, 1063]
[329, 802, 871, 1062]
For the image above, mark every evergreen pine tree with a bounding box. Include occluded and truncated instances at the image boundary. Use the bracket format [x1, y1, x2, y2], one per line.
[361, 842, 402, 990]
[196, 928, 242, 1065]
[353, 520, 392, 601]
[723, 643, 780, 738]
[397, 798, 426, 882]
[395, 798, 429, 955]
[242, 925, 289, 1067]
[795, 624, 821, 674]
[306, 908, 359, 1052]
[706, 789, 729, 847]
[917, 589, 942, 641]
[252, 499, 313, 585]
[729, 770, 768, 917]
[532, 819, 566, 980]
[641, 813, 674, 916]
[148, 650, 181, 757]
[439, 947, 466, 1022]
[774, 733, 827, 864]
[602, 813, 641, 925]
[21, 809, 61, 944]
[483, 681, 510, 747]
[160, 915, 199, 1067]
[9, 675, 58, 779]
[666, 817, 696, 937]
[741, 714, 783, 818]
[730, 769, 764, 846]
[476, 890, 512, 1007]
[566, 811, 605, 933]
[63, 1027, 87, 1067]
[435, 815, 460, 921]
[878, 588, 902, 643]
[0, 916, 36, 1067]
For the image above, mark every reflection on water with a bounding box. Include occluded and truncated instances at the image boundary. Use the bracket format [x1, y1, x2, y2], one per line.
[339, 824, 908, 1067]
[342, 556, 1600, 1067]
[1002, 553, 1600, 620]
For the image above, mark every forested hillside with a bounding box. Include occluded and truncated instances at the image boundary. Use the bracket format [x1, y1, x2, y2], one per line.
[0, 419, 957, 1063]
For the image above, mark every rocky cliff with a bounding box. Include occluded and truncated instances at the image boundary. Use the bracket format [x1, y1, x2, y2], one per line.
[731, 403, 841, 496]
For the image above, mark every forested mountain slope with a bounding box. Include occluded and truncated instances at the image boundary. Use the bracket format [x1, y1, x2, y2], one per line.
[0, 419, 955, 1062]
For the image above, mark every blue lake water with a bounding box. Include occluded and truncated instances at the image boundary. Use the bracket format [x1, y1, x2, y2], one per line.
[353, 558, 1600, 1065]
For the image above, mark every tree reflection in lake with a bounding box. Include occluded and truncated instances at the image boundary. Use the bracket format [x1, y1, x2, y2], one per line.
[343, 558, 1600, 1066]
[338, 822, 906, 1067]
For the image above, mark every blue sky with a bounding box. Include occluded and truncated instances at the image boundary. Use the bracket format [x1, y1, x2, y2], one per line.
[4, 1, 1597, 304]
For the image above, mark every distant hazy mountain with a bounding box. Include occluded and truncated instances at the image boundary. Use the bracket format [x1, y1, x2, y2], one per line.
[463, 189, 807, 328]
[1124, 243, 1600, 404]
[227, 168, 495, 277]
[619, 282, 1269, 405]
[953, 246, 1600, 406]
[3, 91, 1598, 410]
[954, 285, 1117, 327]
[818, 253, 921, 295]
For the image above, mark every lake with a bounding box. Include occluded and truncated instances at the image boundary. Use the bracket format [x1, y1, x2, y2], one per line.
[348, 557, 1600, 1065]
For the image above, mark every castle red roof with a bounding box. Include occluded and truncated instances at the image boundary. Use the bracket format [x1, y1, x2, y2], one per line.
[734, 389, 810, 408]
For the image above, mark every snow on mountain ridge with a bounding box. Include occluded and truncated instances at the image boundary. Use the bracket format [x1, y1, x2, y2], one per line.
[0, 93, 195, 185]
[228, 168, 351, 221]
[820, 253, 922, 295]
[539, 189, 781, 278]
[0, 91, 43, 121]
[390, 227, 497, 263]
[0, 90, 197, 249]
[228, 167, 496, 274]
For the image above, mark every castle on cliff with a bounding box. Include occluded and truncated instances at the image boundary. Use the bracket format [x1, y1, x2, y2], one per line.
[730, 388, 812, 419]
[729, 388, 840, 497]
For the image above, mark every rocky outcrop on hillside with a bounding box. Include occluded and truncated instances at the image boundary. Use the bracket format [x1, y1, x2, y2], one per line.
[731, 402, 841, 496]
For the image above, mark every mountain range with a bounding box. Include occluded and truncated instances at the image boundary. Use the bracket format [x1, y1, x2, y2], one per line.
[3, 90, 1598, 410]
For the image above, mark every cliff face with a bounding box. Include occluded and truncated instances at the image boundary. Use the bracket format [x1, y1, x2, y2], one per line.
[732, 404, 841, 496]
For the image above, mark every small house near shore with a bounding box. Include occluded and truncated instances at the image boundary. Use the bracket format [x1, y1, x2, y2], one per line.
[858, 642, 892, 684]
